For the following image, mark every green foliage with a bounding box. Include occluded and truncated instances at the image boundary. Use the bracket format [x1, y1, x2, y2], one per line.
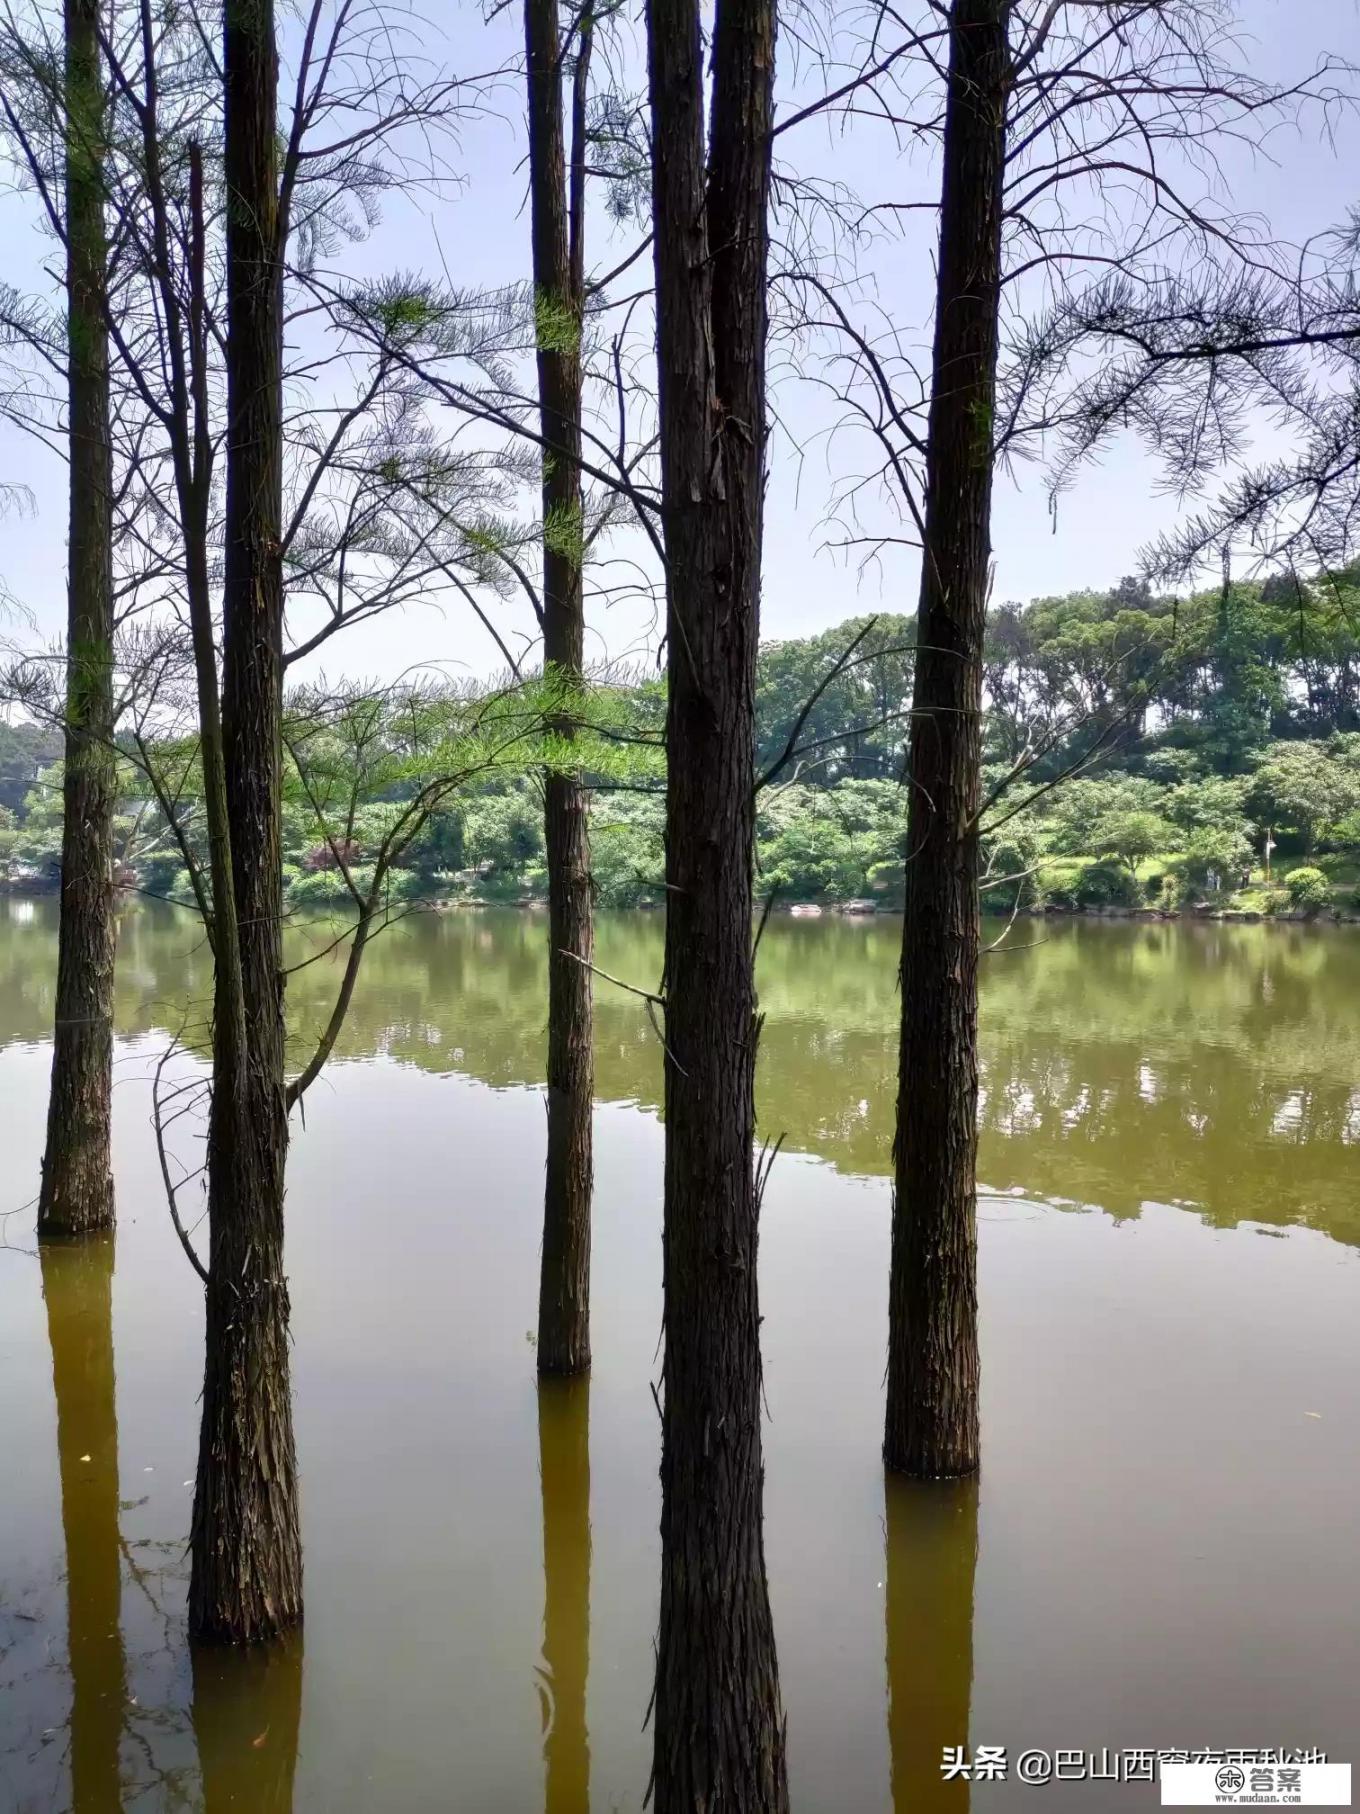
[755, 616, 915, 784]
[1244, 741, 1360, 852]
[1092, 809, 1176, 874]
[139, 851, 188, 898]
[1178, 825, 1254, 893]
[1163, 774, 1248, 836]
[353, 279, 441, 347]
[543, 499, 584, 566]
[592, 794, 665, 907]
[981, 822, 1045, 910]
[756, 781, 903, 902]
[14, 575, 1360, 914]
[1043, 776, 1166, 855]
[1283, 866, 1331, 913]
[1156, 871, 1190, 912]
[289, 864, 378, 907]
[459, 780, 544, 877]
[1045, 858, 1143, 911]
[533, 286, 581, 356]
[0, 722, 62, 815]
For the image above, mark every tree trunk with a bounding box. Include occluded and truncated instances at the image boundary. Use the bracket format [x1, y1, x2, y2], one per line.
[537, 1376, 591, 1813]
[645, 0, 787, 1805]
[885, 0, 1010, 1480]
[41, 1237, 127, 1810]
[525, 0, 595, 1376]
[885, 1472, 978, 1812]
[189, 0, 301, 1644]
[38, 0, 116, 1241]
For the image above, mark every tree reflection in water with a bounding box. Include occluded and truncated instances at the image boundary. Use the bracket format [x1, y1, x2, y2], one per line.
[42, 1236, 128, 1814]
[536, 1375, 591, 1814]
[885, 1472, 978, 1813]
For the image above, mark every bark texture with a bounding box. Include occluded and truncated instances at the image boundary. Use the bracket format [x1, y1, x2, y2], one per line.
[646, 0, 787, 1804]
[41, 1237, 127, 1810]
[885, 1472, 978, 1812]
[189, 0, 301, 1644]
[886, 0, 1011, 1480]
[538, 1376, 591, 1813]
[525, 0, 595, 1376]
[38, 0, 117, 1240]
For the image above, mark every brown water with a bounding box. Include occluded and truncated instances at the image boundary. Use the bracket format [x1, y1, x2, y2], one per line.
[1, 901, 1356, 1812]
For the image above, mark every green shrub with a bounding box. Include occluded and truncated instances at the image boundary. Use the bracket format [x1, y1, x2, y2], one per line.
[288, 864, 376, 908]
[1073, 859, 1142, 909]
[760, 817, 861, 900]
[1180, 824, 1252, 894]
[981, 837, 1045, 912]
[387, 867, 439, 903]
[139, 850, 188, 897]
[1039, 863, 1081, 910]
[865, 860, 902, 901]
[1284, 866, 1331, 913]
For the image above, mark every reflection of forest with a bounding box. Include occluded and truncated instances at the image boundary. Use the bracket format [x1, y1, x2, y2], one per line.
[4, 900, 1357, 1246]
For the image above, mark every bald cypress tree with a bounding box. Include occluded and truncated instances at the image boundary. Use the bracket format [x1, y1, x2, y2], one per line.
[645, 0, 787, 1801]
[524, 0, 596, 1376]
[189, 0, 301, 1644]
[886, 0, 1011, 1480]
[38, 0, 117, 1240]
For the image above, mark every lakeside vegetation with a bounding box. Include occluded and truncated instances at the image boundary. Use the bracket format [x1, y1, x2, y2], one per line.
[7, 570, 1360, 919]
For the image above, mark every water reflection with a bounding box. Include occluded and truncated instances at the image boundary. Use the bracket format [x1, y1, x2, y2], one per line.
[884, 1474, 977, 1812]
[537, 1378, 591, 1814]
[2, 903, 1356, 1247]
[41, 1236, 127, 1814]
[191, 1632, 303, 1813]
[1, 906, 1357, 1811]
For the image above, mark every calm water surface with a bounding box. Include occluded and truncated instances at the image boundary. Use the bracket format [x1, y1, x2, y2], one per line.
[1, 902, 1357, 1811]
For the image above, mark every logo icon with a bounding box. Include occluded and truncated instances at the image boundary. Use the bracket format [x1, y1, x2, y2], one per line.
[1214, 1765, 1245, 1795]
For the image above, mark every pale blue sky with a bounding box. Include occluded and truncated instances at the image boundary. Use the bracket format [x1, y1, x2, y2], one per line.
[0, 0, 1356, 681]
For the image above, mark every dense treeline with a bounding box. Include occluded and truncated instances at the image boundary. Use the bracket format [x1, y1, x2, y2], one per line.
[9, 571, 1359, 916]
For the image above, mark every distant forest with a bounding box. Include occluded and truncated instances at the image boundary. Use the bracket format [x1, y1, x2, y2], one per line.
[5, 569, 1360, 917]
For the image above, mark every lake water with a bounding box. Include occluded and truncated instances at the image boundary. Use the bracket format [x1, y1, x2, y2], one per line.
[1, 901, 1357, 1811]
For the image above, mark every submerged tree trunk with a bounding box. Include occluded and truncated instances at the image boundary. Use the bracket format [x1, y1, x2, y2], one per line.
[38, 0, 117, 1240]
[537, 1376, 591, 1813]
[646, 0, 786, 1805]
[886, 0, 1010, 1480]
[192, 1630, 303, 1812]
[41, 1237, 127, 1809]
[885, 1472, 978, 1812]
[189, 0, 301, 1644]
[525, 0, 595, 1376]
